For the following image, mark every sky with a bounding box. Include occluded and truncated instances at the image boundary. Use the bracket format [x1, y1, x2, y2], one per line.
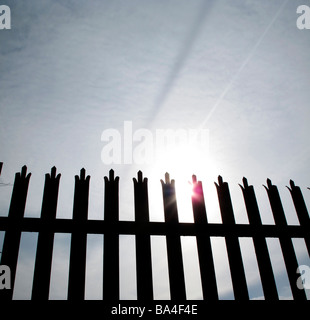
[0, 0, 310, 300]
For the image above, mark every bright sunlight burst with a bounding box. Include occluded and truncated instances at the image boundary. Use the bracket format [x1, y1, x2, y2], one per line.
[148, 140, 219, 222]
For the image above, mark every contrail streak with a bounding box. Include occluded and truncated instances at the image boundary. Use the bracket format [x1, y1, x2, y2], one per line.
[150, 0, 215, 121]
[199, 0, 289, 130]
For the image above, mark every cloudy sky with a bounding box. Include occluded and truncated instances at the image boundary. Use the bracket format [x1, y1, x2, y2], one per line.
[0, 0, 309, 300]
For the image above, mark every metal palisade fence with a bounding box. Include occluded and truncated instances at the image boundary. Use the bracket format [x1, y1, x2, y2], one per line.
[0, 162, 309, 301]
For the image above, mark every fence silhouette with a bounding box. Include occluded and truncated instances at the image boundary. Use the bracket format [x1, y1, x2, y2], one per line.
[0, 162, 309, 301]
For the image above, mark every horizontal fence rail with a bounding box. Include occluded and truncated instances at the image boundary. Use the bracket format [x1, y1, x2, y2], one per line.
[0, 162, 309, 301]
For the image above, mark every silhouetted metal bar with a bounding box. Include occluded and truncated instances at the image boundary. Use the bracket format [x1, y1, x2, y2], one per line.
[0, 164, 309, 303]
[32, 167, 61, 300]
[287, 180, 310, 255]
[68, 168, 90, 300]
[0, 163, 310, 301]
[0, 166, 31, 300]
[215, 176, 249, 300]
[191, 175, 218, 300]
[240, 177, 278, 300]
[103, 169, 120, 301]
[133, 171, 154, 301]
[0, 217, 307, 238]
[161, 173, 186, 300]
[264, 179, 307, 301]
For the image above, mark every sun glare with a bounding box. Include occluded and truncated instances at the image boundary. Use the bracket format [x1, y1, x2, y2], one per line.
[148, 142, 218, 222]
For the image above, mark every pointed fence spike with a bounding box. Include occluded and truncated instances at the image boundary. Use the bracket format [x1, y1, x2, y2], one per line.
[21, 165, 27, 177]
[51, 166, 57, 178]
[138, 170, 143, 183]
[266, 178, 272, 188]
[80, 168, 86, 180]
[165, 172, 170, 184]
[242, 177, 248, 188]
[286, 180, 295, 192]
[218, 175, 223, 185]
[109, 169, 115, 181]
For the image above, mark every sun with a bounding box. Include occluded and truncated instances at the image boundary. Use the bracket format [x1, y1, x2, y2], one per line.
[148, 141, 218, 222]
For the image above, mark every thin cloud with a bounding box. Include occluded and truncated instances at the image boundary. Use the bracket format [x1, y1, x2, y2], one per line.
[150, 0, 215, 121]
[199, 0, 290, 129]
